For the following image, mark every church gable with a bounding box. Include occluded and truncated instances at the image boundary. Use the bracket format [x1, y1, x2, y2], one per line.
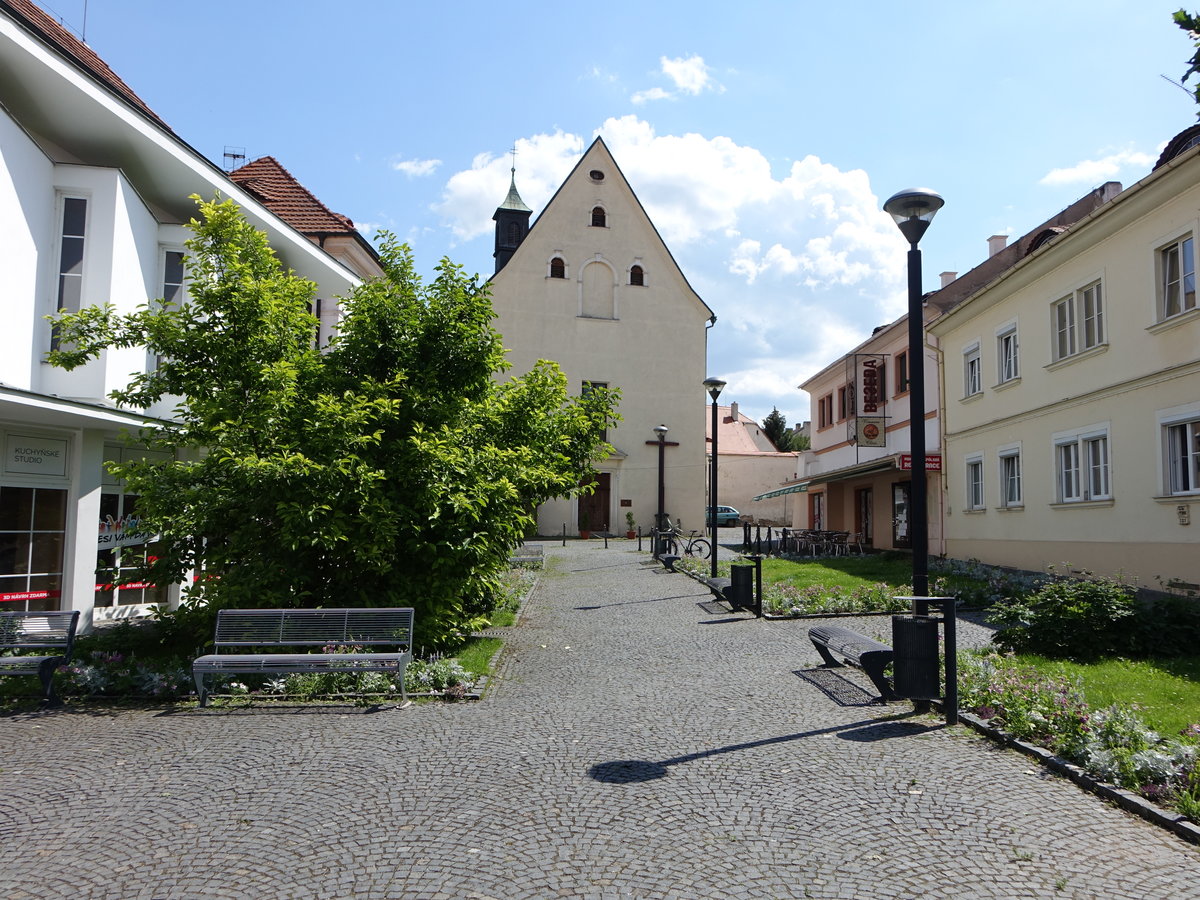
[493, 137, 711, 322]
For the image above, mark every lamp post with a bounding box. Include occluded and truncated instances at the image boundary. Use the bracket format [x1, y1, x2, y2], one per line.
[883, 189, 943, 598]
[653, 424, 669, 537]
[703, 378, 726, 579]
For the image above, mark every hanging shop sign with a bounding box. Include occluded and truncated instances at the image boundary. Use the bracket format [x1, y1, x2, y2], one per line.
[4, 435, 68, 477]
[856, 417, 887, 448]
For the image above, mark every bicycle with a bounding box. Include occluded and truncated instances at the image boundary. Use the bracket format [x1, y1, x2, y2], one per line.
[663, 524, 711, 559]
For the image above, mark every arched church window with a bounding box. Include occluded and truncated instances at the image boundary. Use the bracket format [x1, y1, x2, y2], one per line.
[591, 206, 607, 227]
[629, 265, 644, 286]
[550, 257, 566, 279]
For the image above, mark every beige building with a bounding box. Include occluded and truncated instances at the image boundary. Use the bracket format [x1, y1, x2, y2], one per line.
[706, 402, 800, 526]
[488, 138, 714, 536]
[929, 126, 1200, 585]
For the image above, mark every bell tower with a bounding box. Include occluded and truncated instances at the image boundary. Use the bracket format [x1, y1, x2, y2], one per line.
[493, 150, 531, 273]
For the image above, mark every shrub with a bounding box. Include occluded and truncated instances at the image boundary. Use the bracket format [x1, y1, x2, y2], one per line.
[987, 570, 1137, 659]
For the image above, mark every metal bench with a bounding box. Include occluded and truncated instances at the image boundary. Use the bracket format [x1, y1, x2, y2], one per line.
[808, 624, 896, 701]
[0, 610, 80, 706]
[192, 608, 414, 707]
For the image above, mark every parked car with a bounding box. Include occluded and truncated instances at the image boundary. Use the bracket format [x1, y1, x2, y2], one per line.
[706, 505, 741, 527]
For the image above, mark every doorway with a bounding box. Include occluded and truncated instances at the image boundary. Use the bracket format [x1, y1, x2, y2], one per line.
[892, 481, 911, 548]
[855, 487, 874, 547]
[577, 473, 612, 532]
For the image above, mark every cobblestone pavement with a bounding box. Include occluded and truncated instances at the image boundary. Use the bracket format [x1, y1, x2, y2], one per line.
[2, 541, 1199, 899]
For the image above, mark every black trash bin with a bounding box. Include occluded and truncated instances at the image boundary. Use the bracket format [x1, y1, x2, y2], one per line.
[729, 564, 753, 610]
[891, 614, 940, 700]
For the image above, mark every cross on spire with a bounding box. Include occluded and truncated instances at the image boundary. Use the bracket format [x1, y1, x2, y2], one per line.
[509, 144, 518, 174]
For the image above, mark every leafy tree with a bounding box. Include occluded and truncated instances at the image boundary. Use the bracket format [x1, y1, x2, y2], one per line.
[758, 408, 796, 451]
[49, 197, 617, 647]
[1175, 9, 1200, 113]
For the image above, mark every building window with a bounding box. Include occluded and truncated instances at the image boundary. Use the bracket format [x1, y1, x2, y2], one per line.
[629, 265, 644, 286]
[963, 343, 981, 397]
[965, 455, 984, 510]
[1166, 417, 1200, 495]
[0, 486, 67, 612]
[550, 257, 566, 279]
[1086, 434, 1110, 500]
[997, 324, 1019, 384]
[1052, 280, 1104, 361]
[1056, 428, 1111, 503]
[155, 249, 187, 367]
[96, 491, 168, 608]
[895, 351, 909, 395]
[999, 449, 1022, 507]
[589, 170, 605, 182]
[591, 206, 606, 227]
[817, 394, 834, 429]
[1159, 235, 1196, 321]
[52, 196, 87, 350]
[837, 384, 855, 421]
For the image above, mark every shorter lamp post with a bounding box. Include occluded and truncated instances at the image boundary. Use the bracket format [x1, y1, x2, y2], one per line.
[703, 378, 726, 579]
[653, 424, 669, 536]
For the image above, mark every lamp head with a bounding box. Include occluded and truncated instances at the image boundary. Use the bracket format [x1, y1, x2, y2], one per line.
[703, 377, 726, 401]
[653, 424, 669, 439]
[884, 189, 944, 245]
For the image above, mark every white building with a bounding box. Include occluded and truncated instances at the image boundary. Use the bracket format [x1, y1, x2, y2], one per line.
[487, 138, 714, 536]
[707, 402, 800, 526]
[0, 0, 365, 625]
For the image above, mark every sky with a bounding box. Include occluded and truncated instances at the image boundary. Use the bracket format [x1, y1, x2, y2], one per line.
[42, 0, 1199, 429]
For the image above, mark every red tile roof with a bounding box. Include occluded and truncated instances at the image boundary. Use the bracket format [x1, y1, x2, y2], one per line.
[2, 0, 170, 130]
[229, 156, 358, 236]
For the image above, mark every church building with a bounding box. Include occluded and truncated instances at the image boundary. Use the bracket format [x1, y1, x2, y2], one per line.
[487, 138, 714, 537]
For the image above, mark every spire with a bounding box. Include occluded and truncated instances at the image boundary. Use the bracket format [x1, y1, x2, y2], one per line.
[499, 167, 531, 213]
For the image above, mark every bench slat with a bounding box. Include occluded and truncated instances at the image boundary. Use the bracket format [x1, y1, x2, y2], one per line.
[0, 611, 80, 706]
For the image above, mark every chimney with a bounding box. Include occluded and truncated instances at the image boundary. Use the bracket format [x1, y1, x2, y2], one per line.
[729, 400, 739, 422]
[939, 271, 957, 288]
[987, 234, 1008, 257]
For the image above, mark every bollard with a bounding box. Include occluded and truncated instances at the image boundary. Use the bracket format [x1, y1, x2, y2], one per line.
[562, 523, 567, 547]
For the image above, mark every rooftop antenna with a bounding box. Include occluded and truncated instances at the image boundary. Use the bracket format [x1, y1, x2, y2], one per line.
[81, 0, 88, 42]
[223, 146, 246, 172]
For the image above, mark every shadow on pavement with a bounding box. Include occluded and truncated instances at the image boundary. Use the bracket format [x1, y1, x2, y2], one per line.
[589, 713, 935, 784]
[795, 667, 881, 707]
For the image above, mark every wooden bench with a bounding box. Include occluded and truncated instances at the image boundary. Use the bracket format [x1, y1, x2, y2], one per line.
[0, 610, 80, 706]
[808, 624, 896, 701]
[192, 607, 414, 707]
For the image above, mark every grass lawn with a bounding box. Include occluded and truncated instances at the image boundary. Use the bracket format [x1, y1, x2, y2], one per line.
[759, 554, 913, 591]
[1015, 654, 1200, 737]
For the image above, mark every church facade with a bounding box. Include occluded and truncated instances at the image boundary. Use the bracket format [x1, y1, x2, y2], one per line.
[487, 138, 714, 537]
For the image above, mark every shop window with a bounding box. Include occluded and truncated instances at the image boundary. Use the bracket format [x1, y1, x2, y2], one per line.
[95, 492, 167, 608]
[0, 486, 67, 611]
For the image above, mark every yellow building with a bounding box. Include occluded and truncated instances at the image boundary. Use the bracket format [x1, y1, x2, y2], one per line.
[929, 127, 1200, 586]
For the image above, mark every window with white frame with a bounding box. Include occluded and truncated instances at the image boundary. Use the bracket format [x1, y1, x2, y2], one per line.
[1159, 234, 1196, 321]
[1165, 416, 1200, 495]
[965, 455, 984, 510]
[996, 323, 1019, 384]
[1051, 280, 1104, 362]
[998, 447, 1022, 507]
[963, 342, 981, 397]
[51, 195, 87, 350]
[1054, 428, 1110, 503]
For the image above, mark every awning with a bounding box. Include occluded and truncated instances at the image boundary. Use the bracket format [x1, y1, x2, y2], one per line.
[781, 456, 901, 494]
[752, 484, 807, 501]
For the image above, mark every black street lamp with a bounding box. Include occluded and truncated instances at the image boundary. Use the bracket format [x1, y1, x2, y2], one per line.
[653, 424, 669, 536]
[882, 189, 943, 598]
[703, 378, 726, 579]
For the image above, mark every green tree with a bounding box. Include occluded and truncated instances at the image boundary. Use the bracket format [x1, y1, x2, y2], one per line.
[761, 407, 795, 451]
[1175, 9, 1200, 113]
[49, 197, 617, 647]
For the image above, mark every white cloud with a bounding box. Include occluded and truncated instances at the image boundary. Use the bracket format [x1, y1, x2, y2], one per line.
[631, 87, 672, 105]
[630, 54, 721, 104]
[661, 55, 712, 95]
[391, 157, 442, 178]
[1039, 149, 1155, 186]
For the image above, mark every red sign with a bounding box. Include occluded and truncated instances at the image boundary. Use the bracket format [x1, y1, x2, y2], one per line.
[861, 358, 882, 413]
[900, 454, 942, 471]
[0, 590, 60, 603]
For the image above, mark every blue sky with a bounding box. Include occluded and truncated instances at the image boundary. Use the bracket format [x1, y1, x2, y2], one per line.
[47, 0, 1197, 429]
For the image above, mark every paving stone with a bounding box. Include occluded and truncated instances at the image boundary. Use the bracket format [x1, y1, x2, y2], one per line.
[0, 542, 1198, 898]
